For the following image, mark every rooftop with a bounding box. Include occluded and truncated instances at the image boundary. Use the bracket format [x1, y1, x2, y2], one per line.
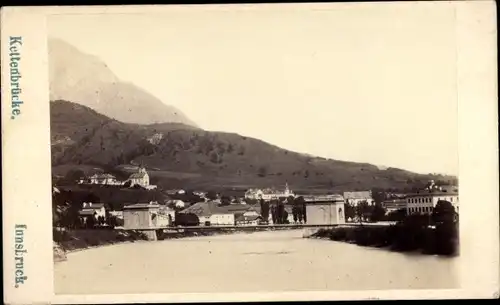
[343, 191, 372, 199]
[302, 194, 345, 202]
[123, 203, 160, 209]
[129, 172, 147, 179]
[82, 203, 105, 209]
[235, 215, 262, 222]
[406, 191, 459, 198]
[90, 173, 116, 179]
[179, 201, 231, 217]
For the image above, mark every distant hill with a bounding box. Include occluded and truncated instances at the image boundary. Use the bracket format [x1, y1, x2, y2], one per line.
[51, 100, 457, 193]
[48, 38, 198, 127]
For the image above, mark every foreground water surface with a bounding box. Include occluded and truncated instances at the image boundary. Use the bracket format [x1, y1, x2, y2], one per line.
[54, 229, 458, 294]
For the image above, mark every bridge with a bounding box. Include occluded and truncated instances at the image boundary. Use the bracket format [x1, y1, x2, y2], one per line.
[123, 223, 396, 231]
[123, 222, 396, 240]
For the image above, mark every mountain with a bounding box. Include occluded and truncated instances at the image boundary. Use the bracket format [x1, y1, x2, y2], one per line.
[48, 38, 198, 127]
[51, 100, 457, 193]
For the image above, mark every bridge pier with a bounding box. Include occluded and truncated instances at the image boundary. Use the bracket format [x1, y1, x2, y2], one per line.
[141, 230, 158, 241]
[302, 227, 329, 238]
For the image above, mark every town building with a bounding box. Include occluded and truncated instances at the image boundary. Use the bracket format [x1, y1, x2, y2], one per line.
[167, 199, 186, 209]
[235, 215, 262, 226]
[122, 202, 161, 240]
[127, 166, 150, 187]
[245, 183, 295, 201]
[159, 205, 176, 226]
[382, 199, 407, 213]
[343, 191, 374, 206]
[79, 173, 121, 185]
[406, 191, 459, 215]
[179, 201, 234, 226]
[78, 202, 106, 225]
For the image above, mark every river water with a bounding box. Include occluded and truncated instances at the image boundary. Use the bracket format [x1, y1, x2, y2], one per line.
[54, 229, 459, 294]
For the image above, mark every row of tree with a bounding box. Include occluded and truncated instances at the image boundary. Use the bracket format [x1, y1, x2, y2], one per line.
[259, 196, 307, 224]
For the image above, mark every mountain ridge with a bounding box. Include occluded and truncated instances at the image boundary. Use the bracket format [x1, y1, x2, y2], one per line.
[48, 37, 198, 127]
[51, 100, 457, 193]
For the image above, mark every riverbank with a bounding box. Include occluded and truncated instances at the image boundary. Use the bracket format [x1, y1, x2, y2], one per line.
[309, 222, 459, 256]
[53, 228, 150, 261]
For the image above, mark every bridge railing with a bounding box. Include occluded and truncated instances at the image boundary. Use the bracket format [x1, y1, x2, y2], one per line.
[123, 223, 392, 231]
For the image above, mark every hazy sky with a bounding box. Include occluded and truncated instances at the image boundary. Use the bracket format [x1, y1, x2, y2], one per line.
[48, 3, 459, 175]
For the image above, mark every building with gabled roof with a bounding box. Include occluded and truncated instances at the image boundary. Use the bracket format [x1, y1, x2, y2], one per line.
[127, 166, 150, 187]
[343, 190, 374, 206]
[179, 201, 234, 226]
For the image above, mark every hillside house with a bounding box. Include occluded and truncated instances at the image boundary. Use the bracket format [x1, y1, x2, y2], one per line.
[245, 183, 295, 201]
[180, 201, 234, 226]
[127, 167, 150, 187]
[80, 173, 121, 185]
[343, 191, 374, 206]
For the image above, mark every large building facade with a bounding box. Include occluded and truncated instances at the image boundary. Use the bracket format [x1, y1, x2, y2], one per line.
[304, 195, 346, 225]
[406, 192, 459, 215]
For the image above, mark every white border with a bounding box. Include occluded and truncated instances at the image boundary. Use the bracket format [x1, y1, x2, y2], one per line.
[1, 2, 498, 303]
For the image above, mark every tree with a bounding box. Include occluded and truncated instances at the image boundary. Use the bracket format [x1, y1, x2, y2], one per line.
[64, 169, 85, 184]
[220, 196, 231, 206]
[371, 188, 387, 204]
[283, 210, 289, 224]
[355, 200, 370, 223]
[432, 200, 456, 225]
[270, 204, 277, 224]
[97, 216, 105, 226]
[86, 215, 96, 229]
[344, 203, 356, 222]
[209, 151, 220, 164]
[294, 196, 306, 223]
[259, 199, 270, 223]
[206, 191, 218, 201]
[387, 208, 406, 222]
[277, 203, 286, 224]
[292, 205, 298, 223]
[370, 203, 387, 222]
[257, 166, 268, 177]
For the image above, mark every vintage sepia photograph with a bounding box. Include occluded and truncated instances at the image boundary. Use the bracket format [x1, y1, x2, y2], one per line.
[47, 4, 464, 296]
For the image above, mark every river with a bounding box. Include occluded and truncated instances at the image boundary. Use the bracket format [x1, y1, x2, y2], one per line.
[54, 229, 459, 294]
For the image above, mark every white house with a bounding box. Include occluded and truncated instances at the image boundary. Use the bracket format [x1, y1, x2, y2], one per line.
[78, 202, 107, 225]
[127, 167, 150, 187]
[80, 173, 121, 185]
[235, 215, 262, 226]
[245, 183, 295, 201]
[180, 201, 234, 226]
[406, 191, 459, 215]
